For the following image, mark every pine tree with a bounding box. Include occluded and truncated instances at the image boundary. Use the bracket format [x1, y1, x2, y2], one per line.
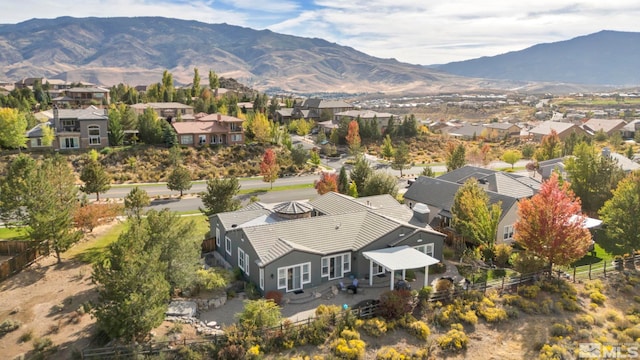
[166, 166, 192, 197]
[446, 143, 466, 172]
[381, 135, 394, 160]
[200, 177, 241, 216]
[391, 141, 410, 177]
[350, 155, 372, 195]
[0, 154, 36, 226]
[124, 186, 150, 221]
[338, 166, 349, 194]
[192, 68, 201, 98]
[80, 158, 111, 201]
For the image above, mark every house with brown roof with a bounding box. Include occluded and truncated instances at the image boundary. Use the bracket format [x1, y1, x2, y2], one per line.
[291, 99, 354, 121]
[52, 87, 110, 108]
[483, 122, 522, 139]
[130, 102, 195, 122]
[209, 192, 445, 295]
[26, 106, 108, 150]
[528, 121, 588, 141]
[171, 113, 244, 146]
[582, 118, 627, 136]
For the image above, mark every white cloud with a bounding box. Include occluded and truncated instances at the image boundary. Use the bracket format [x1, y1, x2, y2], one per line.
[2, 0, 640, 64]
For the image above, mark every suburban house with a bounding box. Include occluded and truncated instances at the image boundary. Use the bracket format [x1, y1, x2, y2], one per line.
[208, 192, 446, 295]
[528, 121, 588, 141]
[538, 148, 640, 179]
[403, 176, 520, 245]
[291, 99, 354, 121]
[582, 119, 627, 136]
[130, 102, 195, 122]
[275, 108, 294, 124]
[483, 122, 522, 139]
[172, 113, 244, 146]
[325, 110, 396, 133]
[443, 123, 485, 140]
[436, 165, 540, 199]
[51, 87, 110, 108]
[26, 106, 108, 150]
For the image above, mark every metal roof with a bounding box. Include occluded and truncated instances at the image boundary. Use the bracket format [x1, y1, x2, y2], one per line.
[363, 245, 439, 271]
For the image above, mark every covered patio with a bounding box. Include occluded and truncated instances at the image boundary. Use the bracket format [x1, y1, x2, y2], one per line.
[363, 245, 440, 290]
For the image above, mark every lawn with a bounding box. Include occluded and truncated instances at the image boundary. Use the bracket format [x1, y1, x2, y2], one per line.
[0, 226, 30, 241]
[64, 214, 210, 264]
[569, 243, 614, 268]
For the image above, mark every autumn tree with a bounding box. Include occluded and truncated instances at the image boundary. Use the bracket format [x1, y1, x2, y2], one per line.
[167, 165, 192, 197]
[363, 171, 399, 197]
[315, 171, 338, 195]
[446, 143, 466, 172]
[124, 186, 150, 220]
[0, 107, 28, 149]
[381, 134, 394, 160]
[514, 173, 592, 271]
[391, 141, 410, 177]
[598, 171, 640, 255]
[250, 112, 271, 143]
[501, 150, 522, 169]
[338, 166, 349, 194]
[200, 177, 241, 216]
[260, 148, 279, 189]
[80, 158, 111, 201]
[345, 120, 361, 154]
[350, 154, 372, 195]
[564, 142, 625, 214]
[451, 179, 502, 258]
[534, 130, 562, 161]
[74, 203, 122, 233]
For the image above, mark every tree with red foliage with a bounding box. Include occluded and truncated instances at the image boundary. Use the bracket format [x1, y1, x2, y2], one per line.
[74, 203, 123, 233]
[345, 120, 361, 154]
[260, 148, 279, 189]
[315, 171, 338, 195]
[514, 173, 592, 271]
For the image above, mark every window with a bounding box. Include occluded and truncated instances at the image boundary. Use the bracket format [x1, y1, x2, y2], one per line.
[30, 138, 43, 147]
[231, 134, 242, 142]
[216, 227, 220, 247]
[198, 135, 206, 145]
[238, 248, 246, 271]
[62, 119, 75, 128]
[277, 263, 312, 292]
[211, 135, 220, 144]
[259, 268, 264, 290]
[88, 125, 100, 145]
[180, 135, 193, 145]
[61, 137, 79, 149]
[415, 243, 434, 257]
[503, 225, 515, 240]
[372, 262, 385, 276]
[225, 236, 231, 255]
[321, 252, 350, 280]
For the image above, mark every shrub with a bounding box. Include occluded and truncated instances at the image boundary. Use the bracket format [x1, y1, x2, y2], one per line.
[361, 318, 387, 337]
[493, 244, 513, 267]
[245, 345, 262, 359]
[519, 285, 541, 299]
[332, 329, 366, 360]
[237, 299, 282, 330]
[549, 322, 573, 337]
[511, 252, 547, 274]
[443, 246, 455, 260]
[623, 326, 640, 341]
[576, 314, 595, 328]
[18, 329, 33, 343]
[176, 346, 204, 360]
[32, 337, 57, 356]
[315, 304, 342, 318]
[408, 320, 431, 341]
[218, 344, 246, 360]
[437, 323, 469, 352]
[538, 344, 569, 360]
[417, 286, 433, 301]
[378, 290, 415, 320]
[590, 291, 606, 305]
[478, 305, 508, 323]
[265, 290, 284, 306]
[0, 319, 21, 335]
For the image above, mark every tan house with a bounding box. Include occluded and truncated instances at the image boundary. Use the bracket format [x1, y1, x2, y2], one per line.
[582, 118, 627, 136]
[130, 102, 195, 122]
[172, 113, 244, 146]
[26, 106, 108, 150]
[52, 87, 110, 108]
[528, 121, 588, 141]
[483, 122, 522, 139]
[291, 99, 354, 121]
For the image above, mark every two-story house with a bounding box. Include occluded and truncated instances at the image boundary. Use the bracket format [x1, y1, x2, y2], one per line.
[51, 87, 110, 108]
[172, 113, 244, 146]
[291, 99, 354, 122]
[26, 106, 108, 150]
[130, 102, 195, 122]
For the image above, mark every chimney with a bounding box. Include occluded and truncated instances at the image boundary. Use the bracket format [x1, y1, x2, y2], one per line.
[53, 105, 60, 131]
[412, 203, 430, 224]
[217, 113, 222, 121]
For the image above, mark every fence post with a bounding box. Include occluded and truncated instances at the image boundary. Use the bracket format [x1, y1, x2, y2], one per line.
[573, 267, 576, 283]
[501, 277, 505, 290]
[603, 261, 607, 278]
[588, 263, 592, 280]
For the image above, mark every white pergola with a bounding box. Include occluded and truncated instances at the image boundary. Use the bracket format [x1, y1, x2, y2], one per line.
[362, 245, 440, 290]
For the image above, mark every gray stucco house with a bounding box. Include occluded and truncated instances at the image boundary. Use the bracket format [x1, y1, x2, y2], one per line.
[209, 192, 445, 295]
[26, 106, 108, 150]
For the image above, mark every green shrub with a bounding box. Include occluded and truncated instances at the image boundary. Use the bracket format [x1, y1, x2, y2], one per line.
[361, 318, 388, 337]
[417, 286, 433, 301]
[590, 291, 606, 305]
[0, 319, 21, 335]
[549, 322, 573, 337]
[519, 285, 541, 299]
[493, 244, 513, 267]
[332, 329, 366, 360]
[18, 329, 33, 343]
[437, 323, 469, 352]
[408, 320, 431, 341]
[576, 314, 595, 328]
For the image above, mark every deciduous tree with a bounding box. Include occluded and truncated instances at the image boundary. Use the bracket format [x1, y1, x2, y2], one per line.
[345, 120, 361, 154]
[260, 149, 279, 189]
[598, 171, 640, 255]
[535, 130, 562, 161]
[446, 143, 466, 172]
[514, 173, 592, 270]
[391, 141, 410, 177]
[451, 179, 502, 257]
[363, 171, 398, 197]
[0, 107, 28, 149]
[315, 171, 338, 195]
[80, 159, 111, 201]
[74, 203, 122, 233]
[502, 150, 522, 169]
[237, 299, 282, 330]
[107, 106, 124, 146]
[381, 135, 394, 160]
[167, 165, 192, 197]
[200, 177, 241, 216]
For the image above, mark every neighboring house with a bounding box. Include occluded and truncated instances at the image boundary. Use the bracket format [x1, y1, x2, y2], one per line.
[537, 148, 640, 180]
[621, 120, 640, 139]
[291, 99, 354, 121]
[403, 176, 519, 245]
[275, 108, 294, 123]
[437, 165, 540, 199]
[209, 192, 445, 295]
[172, 113, 244, 146]
[130, 102, 195, 122]
[52, 87, 110, 108]
[582, 119, 627, 136]
[443, 123, 485, 140]
[330, 110, 396, 132]
[528, 121, 588, 141]
[483, 122, 522, 139]
[26, 106, 108, 150]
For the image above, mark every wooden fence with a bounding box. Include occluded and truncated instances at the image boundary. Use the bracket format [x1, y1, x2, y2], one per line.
[0, 241, 46, 282]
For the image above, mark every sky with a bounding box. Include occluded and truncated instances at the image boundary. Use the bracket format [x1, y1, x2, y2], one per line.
[2, 0, 640, 65]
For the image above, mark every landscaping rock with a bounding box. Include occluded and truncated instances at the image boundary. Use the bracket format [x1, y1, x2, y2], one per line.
[166, 301, 197, 317]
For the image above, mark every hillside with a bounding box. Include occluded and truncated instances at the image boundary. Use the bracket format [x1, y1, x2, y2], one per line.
[436, 30, 640, 86]
[0, 16, 494, 94]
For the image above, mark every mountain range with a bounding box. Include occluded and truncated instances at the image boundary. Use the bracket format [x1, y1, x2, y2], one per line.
[0, 17, 637, 94]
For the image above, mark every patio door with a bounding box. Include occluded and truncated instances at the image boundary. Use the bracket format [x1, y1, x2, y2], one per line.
[329, 256, 343, 279]
[287, 267, 302, 292]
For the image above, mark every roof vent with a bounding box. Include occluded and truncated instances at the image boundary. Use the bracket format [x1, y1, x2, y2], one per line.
[231, 224, 237, 228]
[335, 223, 341, 230]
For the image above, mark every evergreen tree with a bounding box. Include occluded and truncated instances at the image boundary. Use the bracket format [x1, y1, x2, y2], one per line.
[370, 116, 381, 140]
[338, 166, 349, 194]
[0, 154, 36, 226]
[350, 155, 372, 195]
[107, 106, 124, 146]
[167, 166, 192, 197]
[381, 134, 394, 160]
[80, 158, 111, 201]
[446, 143, 466, 172]
[124, 186, 150, 221]
[385, 116, 396, 137]
[363, 171, 399, 197]
[200, 177, 241, 216]
[290, 144, 308, 167]
[391, 141, 410, 177]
